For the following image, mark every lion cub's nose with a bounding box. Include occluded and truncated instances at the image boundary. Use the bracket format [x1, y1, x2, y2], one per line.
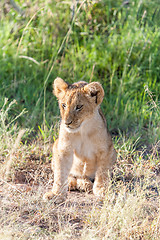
[65, 120, 72, 126]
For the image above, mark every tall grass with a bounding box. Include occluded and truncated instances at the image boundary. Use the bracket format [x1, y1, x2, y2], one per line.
[0, 0, 159, 144]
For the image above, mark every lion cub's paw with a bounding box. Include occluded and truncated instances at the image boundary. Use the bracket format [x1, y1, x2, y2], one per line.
[43, 191, 66, 203]
[93, 186, 106, 198]
[77, 178, 93, 193]
[68, 175, 77, 191]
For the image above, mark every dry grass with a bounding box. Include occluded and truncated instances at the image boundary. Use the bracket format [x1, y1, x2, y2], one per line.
[0, 136, 159, 240]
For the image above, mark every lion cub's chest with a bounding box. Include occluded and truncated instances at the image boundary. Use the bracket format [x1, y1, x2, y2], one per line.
[74, 132, 96, 161]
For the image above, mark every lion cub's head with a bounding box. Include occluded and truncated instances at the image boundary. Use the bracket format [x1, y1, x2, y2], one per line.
[53, 77, 104, 132]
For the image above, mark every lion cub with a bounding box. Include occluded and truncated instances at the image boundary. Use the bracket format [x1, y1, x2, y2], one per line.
[43, 78, 116, 202]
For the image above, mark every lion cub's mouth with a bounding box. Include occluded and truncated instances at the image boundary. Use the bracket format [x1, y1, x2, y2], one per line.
[65, 124, 81, 133]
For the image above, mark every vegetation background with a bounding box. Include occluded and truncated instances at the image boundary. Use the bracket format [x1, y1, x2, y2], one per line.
[0, 0, 159, 239]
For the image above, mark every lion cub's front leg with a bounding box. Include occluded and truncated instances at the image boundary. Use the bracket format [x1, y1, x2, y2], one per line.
[93, 166, 109, 198]
[93, 150, 116, 198]
[43, 139, 73, 203]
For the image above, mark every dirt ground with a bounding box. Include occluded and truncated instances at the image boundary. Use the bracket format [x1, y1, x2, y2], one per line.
[0, 147, 160, 239]
[0, 156, 104, 239]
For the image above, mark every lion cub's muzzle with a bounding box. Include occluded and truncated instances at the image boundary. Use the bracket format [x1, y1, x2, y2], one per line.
[64, 119, 81, 131]
[65, 120, 73, 126]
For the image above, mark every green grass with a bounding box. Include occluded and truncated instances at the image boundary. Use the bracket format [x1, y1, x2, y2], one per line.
[0, 0, 159, 140]
[0, 0, 160, 239]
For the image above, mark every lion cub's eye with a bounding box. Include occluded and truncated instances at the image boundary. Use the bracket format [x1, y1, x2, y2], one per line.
[62, 103, 66, 109]
[75, 105, 83, 111]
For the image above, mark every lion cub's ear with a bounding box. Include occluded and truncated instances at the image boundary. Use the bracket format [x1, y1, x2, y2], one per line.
[84, 82, 104, 105]
[53, 77, 68, 99]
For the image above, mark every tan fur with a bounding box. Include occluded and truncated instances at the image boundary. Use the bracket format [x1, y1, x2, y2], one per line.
[43, 77, 116, 202]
